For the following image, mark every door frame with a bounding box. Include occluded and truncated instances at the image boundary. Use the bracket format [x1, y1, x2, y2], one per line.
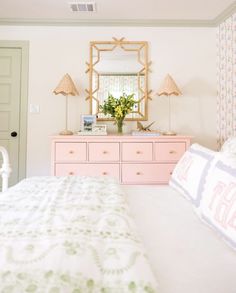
[0, 41, 29, 181]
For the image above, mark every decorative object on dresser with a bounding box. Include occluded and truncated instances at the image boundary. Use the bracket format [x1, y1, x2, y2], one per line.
[157, 74, 182, 136]
[77, 124, 107, 136]
[51, 135, 191, 184]
[80, 114, 96, 132]
[53, 73, 79, 135]
[85, 37, 152, 121]
[132, 121, 161, 136]
[99, 93, 136, 133]
[92, 124, 107, 135]
[137, 121, 156, 131]
[131, 130, 161, 136]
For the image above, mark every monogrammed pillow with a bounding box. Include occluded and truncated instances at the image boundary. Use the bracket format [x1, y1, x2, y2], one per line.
[169, 143, 216, 207]
[200, 159, 236, 249]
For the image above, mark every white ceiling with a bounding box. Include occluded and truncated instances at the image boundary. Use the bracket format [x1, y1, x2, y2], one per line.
[0, 0, 234, 21]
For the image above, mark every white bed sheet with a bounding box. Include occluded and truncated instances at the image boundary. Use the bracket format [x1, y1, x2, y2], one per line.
[124, 185, 236, 293]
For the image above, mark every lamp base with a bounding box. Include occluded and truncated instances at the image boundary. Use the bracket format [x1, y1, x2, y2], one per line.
[163, 131, 177, 136]
[59, 130, 73, 135]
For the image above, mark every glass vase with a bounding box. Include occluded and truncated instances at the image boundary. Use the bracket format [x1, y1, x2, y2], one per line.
[116, 119, 124, 134]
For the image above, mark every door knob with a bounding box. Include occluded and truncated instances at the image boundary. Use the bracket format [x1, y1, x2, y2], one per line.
[11, 131, 17, 137]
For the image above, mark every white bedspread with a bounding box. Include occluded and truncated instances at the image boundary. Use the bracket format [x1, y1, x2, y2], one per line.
[125, 185, 236, 293]
[0, 176, 158, 293]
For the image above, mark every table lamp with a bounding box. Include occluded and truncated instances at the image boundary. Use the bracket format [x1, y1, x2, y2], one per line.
[53, 73, 79, 135]
[157, 74, 182, 135]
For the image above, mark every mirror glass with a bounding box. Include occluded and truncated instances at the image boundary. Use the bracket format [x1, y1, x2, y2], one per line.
[87, 39, 150, 121]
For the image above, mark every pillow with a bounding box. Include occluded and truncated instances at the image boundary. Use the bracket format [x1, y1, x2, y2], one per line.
[169, 143, 217, 207]
[221, 136, 236, 155]
[200, 158, 236, 249]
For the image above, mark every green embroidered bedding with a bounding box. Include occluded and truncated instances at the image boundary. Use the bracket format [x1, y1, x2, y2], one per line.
[0, 176, 158, 292]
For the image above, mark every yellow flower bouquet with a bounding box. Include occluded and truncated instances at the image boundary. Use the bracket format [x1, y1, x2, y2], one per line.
[100, 93, 136, 133]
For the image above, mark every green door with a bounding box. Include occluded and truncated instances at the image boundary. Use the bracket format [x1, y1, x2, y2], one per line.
[0, 48, 22, 186]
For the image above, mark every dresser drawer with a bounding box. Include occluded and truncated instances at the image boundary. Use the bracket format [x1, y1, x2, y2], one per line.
[55, 163, 120, 180]
[122, 163, 175, 184]
[122, 143, 153, 162]
[155, 142, 186, 162]
[88, 143, 120, 162]
[55, 142, 87, 162]
[156, 163, 176, 183]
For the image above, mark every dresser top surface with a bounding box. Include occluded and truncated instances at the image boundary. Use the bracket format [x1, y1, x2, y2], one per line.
[51, 134, 192, 142]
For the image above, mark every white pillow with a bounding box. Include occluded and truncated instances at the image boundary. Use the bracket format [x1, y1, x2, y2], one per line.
[221, 136, 236, 155]
[169, 143, 217, 207]
[200, 157, 236, 249]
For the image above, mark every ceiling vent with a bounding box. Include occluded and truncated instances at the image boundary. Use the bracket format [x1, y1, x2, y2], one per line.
[69, 2, 96, 12]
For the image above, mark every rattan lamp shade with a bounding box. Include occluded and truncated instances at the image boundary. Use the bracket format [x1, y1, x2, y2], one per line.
[53, 73, 79, 96]
[157, 74, 182, 96]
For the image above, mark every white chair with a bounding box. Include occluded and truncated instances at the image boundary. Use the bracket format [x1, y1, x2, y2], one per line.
[0, 146, 11, 192]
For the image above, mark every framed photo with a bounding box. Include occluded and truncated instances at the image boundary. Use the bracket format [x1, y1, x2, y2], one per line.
[81, 115, 96, 132]
[92, 124, 107, 134]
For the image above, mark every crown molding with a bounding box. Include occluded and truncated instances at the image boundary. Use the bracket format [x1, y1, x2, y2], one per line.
[0, 18, 216, 27]
[213, 1, 236, 25]
[0, 2, 235, 27]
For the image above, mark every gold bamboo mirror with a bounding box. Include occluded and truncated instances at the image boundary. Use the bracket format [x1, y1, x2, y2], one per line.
[86, 38, 151, 121]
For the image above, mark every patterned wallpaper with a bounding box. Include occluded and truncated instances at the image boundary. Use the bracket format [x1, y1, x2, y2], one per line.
[217, 13, 236, 148]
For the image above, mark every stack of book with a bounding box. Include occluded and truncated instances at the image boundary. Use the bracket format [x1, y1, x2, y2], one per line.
[76, 131, 107, 136]
[131, 130, 162, 136]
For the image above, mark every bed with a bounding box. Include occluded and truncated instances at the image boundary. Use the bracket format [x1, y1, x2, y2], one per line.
[1, 139, 236, 293]
[0, 148, 158, 292]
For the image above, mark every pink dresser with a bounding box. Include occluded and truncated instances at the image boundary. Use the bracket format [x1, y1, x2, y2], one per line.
[51, 135, 191, 184]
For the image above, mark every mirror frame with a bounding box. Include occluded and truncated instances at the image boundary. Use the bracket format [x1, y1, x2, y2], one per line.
[86, 37, 152, 121]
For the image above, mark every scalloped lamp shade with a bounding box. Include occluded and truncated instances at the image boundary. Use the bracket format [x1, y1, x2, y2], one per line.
[53, 73, 79, 96]
[157, 74, 182, 136]
[157, 74, 182, 96]
[53, 73, 79, 135]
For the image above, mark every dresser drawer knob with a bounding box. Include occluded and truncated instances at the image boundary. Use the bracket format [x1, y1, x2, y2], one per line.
[102, 172, 107, 175]
[170, 171, 173, 175]
[103, 151, 108, 154]
[69, 150, 74, 154]
[169, 150, 176, 154]
[69, 171, 74, 175]
[136, 172, 141, 175]
[136, 151, 141, 154]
